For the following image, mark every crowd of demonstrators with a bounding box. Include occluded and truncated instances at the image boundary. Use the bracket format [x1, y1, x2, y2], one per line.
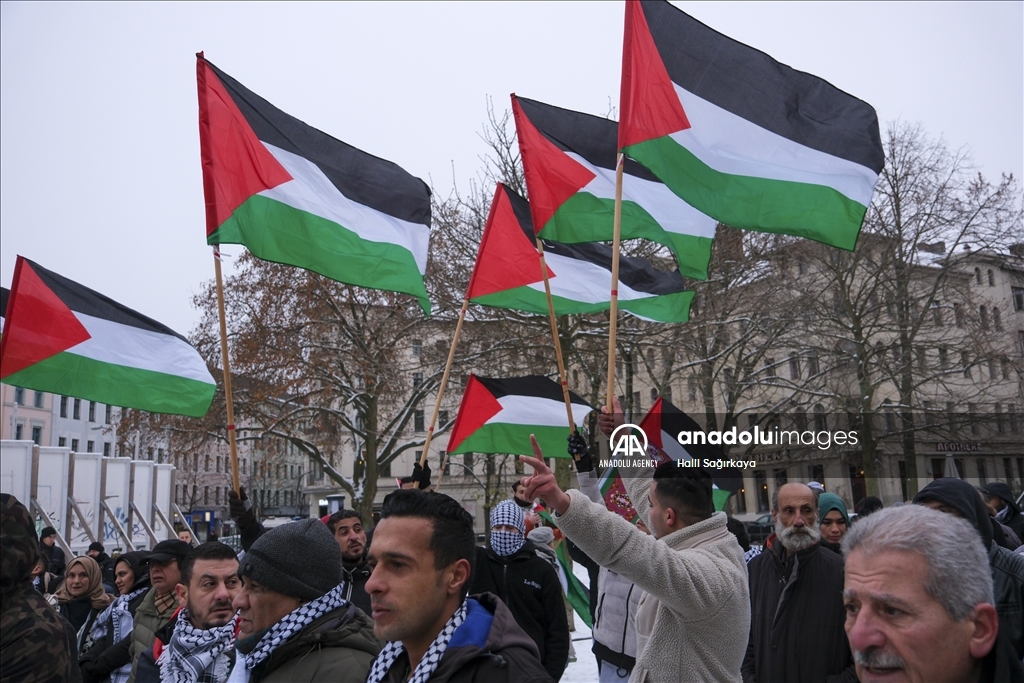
[913, 478, 1024, 660]
[842, 504, 1023, 683]
[233, 519, 378, 682]
[52, 555, 115, 652]
[328, 510, 373, 615]
[38, 525, 66, 584]
[365, 488, 553, 683]
[134, 541, 241, 682]
[521, 399, 750, 683]
[469, 500, 570, 681]
[1, 493, 81, 683]
[743, 483, 855, 683]
[80, 550, 152, 683]
[817, 492, 850, 554]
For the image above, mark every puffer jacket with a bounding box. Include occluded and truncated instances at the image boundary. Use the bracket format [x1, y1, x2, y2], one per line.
[127, 589, 178, 682]
[375, 593, 552, 683]
[592, 568, 640, 673]
[915, 478, 1024, 660]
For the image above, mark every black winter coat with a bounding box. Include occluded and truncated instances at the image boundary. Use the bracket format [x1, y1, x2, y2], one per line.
[742, 538, 856, 683]
[470, 545, 569, 681]
[378, 593, 552, 683]
[342, 558, 372, 617]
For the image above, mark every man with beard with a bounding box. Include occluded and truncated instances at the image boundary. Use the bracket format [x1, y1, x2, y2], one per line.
[742, 483, 855, 683]
[134, 542, 241, 683]
[328, 510, 372, 616]
[843, 505, 1021, 683]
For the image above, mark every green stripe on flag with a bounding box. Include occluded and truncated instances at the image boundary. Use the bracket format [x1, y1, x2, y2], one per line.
[3, 351, 215, 418]
[538, 509, 593, 628]
[538, 193, 713, 280]
[212, 194, 431, 313]
[471, 288, 691, 323]
[624, 137, 867, 251]
[448, 424, 576, 458]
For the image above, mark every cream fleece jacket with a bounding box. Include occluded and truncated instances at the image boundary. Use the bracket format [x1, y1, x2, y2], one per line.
[554, 484, 749, 683]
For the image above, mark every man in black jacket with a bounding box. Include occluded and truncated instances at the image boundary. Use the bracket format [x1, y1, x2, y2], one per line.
[982, 481, 1024, 543]
[365, 489, 551, 683]
[914, 478, 1024, 660]
[743, 483, 856, 683]
[470, 500, 569, 681]
[327, 510, 373, 616]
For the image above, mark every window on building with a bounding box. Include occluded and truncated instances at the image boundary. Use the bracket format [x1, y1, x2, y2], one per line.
[633, 391, 642, 414]
[883, 400, 895, 433]
[216, 456, 221, 473]
[103, 442, 111, 456]
[59, 396, 68, 418]
[929, 300, 942, 325]
[58, 437, 66, 447]
[748, 413, 760, 430]
[968, 403, 979, 435]
[979, 306, 988, 330]
[754, 470, 770, 512]
[924, 401, 936, 426]
[994, 404, 1005, 434]
[439, 410, 449, 427]
[86, 440, 94, 453]
[975, 267, 982, 285]
[30, 426, 41, 444]
[794, 408, 808, 432]
[954, 303, 964, 327]
[73, 398, 81, 420]
[204, 487, 210, 505]
[916, 347, 927, 371]
[946, 402, 956, 430]
[88, 401, 96, 422]
[1009, 406, 1020, 434]
[987, 357, 997, 380]
[735, 485, 747, 513]
[931, 457, 946, 479]
[414, 410, 425, 432]
[14, 423, 24, 440]
[993, 307, 1002, 331]
[412, 339, 422, 356]
[1003, 357, 1012, 380]
[1013, 287, 1024, 312]
[961, 351, 972, 379]
[465, 452, 475, 471]
[806, 350, 819, 376]
[205, 455, 211, 471]
[105, 405, 112, 424]
[798, 259, 808, 275]
[938, 347, 949, 370]
[71, 438, 79, 452]
[789, 354, 801, 380]
[765, 358, 776, 377]
[1005, 458, 1015, 483]
[157, 448, 164, 463]
[33, 391, 44, 408]
[13, 387, 24, 405]
[987, 269, 995, 287]
[813, 404, 827, 432]
[650, 387, 658, 404]
[242, 458, 247, 474]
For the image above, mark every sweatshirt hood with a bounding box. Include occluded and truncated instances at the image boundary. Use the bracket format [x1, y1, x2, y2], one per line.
[913, 478, 993, 550]
[1, 494, 41, 598]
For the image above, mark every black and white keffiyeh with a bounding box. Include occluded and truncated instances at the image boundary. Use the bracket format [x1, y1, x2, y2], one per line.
[365, 599, 469, 683]
[157, 608, 238, 683]
[242, 583, 347, 670]
[84, 586, 148, 680]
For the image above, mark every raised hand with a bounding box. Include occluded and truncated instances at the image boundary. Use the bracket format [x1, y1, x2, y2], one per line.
[598, 396, 625, 438]
[519, 434, 571, 515]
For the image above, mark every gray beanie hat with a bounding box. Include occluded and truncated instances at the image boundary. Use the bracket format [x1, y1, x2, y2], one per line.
[240, 519, 341, 601]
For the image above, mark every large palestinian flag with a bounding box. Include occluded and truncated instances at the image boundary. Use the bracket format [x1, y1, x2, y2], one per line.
[467, 184, 693, 323]
[0, 258, 216, 417]
[512, 96, 716, 280]
[197, 54, 432, 313]
[447, 375, 593, 459]
[619, 0, 883, 251]
[640, 397, 743, 510]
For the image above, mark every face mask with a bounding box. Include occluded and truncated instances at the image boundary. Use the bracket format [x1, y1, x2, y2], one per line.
[490, 530, 525, 557]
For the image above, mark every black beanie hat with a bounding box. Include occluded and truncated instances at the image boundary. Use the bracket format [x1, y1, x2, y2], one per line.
[240, 519, 342, 601]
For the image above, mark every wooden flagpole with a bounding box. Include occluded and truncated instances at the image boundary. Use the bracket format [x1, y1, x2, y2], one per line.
[535, 239, 578, 435]
[213, 247, 241, 493]
[606, 153, 625, 411]
[418, 298, 469, 473]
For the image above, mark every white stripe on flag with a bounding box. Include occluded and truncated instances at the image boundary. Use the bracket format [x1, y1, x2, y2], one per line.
[485, 395, 593, 429]
[525, 251, 659, 303]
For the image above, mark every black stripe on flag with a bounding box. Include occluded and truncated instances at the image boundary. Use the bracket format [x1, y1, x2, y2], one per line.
[503, 186, 687, 297]
[639, 0, 883, 173]
[24, 260, 190, 341]
[204, 59, 431, 226]
[475, 374, 592, 407]
[516, 96, 660, 182]
[0, 286, 8, 318]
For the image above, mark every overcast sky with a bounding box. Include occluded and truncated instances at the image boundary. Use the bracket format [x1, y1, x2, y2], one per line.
[2, 1, 1021, 337]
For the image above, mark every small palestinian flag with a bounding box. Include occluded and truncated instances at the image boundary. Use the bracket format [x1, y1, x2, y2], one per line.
[619, 0, 883, 251]
[537, 508, 594, 629]
[639, 397, 743, 510]
[197, 54, 432, 313]
[467, 184, 693, 323]
[512, 95, 716, 280]
[0, 257, 215, 417]
[447, 375, 593, 459]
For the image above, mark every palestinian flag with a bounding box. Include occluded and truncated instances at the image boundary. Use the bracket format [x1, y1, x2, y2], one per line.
[0, 257, 215, 417]
[512, 95, 716, 280]
[639, 397, 743, 510]
[619, 0, 883, 251]
[467, 184, 692, 323]
[447, 375, 593, 459]
[537, 508, 594, 629]
[197, 54, 432, 313]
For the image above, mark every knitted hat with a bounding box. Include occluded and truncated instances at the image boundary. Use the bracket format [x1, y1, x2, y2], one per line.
[240, 519, 342, 601]
[527, 526, 554, 545]
[40, 526, 57, 539]
[88, 541, 105, 553]
[490, 500, 525, 533]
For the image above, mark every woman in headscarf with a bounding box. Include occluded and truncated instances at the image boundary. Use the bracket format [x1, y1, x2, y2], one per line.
[53, 555, 115, 648]
[817, 493, 850, 554]
[79, 550, 151, 683]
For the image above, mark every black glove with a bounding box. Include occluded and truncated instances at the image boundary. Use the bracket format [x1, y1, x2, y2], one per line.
[412, 460, 432, 489]
[227, 487, 256, 529]
[568, 432, 592, 472]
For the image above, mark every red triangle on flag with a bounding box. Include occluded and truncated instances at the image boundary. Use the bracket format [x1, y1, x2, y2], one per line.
[447, 375, 502, 453]
[0, 257, 91, 379]
[512, 95, 596, 234]
[197, 54, 293, 238]
[467, 185, 552, 299]
[619, 0, 691, 150]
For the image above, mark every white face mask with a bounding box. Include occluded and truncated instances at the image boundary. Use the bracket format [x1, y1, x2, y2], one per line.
[490, 530, 525, 557]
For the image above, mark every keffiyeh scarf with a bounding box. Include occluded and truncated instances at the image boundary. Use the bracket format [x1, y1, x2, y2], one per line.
[242, 583, 347, 670]
[365, 599, 469, 683]
[84, 586, 149, 682]
[157, 609, 238, 683]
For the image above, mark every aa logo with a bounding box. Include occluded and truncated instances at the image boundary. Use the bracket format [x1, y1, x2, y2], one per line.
[610, 424, 648, 457]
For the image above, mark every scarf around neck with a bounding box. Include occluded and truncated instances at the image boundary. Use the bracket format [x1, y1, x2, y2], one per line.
[158, 608, 239, 683]
[365, 599, 469, 683]
[241, 583, 346, 671]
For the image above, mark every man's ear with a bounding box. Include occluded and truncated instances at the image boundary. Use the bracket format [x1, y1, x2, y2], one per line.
[967, 603, 999, 659]
[664, 506, 678, 528]
[174, 582, 188, 608]
[447, 559, 472, 598]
